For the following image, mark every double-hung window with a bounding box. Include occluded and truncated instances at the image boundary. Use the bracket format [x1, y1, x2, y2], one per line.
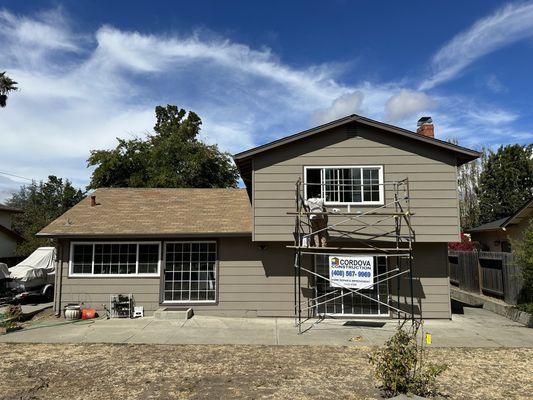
[70, 242, 160, 276]
[304, 166, 384, 205]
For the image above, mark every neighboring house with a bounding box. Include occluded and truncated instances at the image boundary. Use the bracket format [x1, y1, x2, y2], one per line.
[0, 203, 23, 260]
[468, 198, 533, 252]
[38, 115, 479, 319]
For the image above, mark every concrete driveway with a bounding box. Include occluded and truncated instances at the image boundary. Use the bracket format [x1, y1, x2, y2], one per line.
[1, 306, 532, 347]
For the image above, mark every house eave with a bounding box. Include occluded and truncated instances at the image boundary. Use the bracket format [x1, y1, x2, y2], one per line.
[36, 231, 253, 239]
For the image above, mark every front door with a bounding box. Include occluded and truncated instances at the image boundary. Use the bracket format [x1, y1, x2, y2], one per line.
[314, 255, 389, 316]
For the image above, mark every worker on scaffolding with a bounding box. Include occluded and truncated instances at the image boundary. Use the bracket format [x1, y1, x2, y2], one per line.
[305, 197, 328, 247]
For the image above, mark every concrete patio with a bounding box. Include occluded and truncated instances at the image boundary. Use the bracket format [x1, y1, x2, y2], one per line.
[1, 305, 532, 347]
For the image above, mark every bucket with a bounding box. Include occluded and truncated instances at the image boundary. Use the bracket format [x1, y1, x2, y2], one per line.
[64, 305, 81, 320]
[81, 308, 96, 320]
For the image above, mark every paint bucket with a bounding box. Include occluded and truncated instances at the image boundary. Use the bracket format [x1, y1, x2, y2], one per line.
[64, 305, 81, 320]
[81, 308, 96, 320]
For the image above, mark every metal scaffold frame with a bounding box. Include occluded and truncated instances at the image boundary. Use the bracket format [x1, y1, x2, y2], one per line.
[288, 178, 418, 334]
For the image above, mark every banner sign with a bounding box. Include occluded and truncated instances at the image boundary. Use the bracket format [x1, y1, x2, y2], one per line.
[329, 255, 374, 289]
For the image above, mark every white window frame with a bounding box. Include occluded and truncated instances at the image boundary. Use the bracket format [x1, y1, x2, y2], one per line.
[69, 241, 161, 278]
[163, 240, 217, 304]
[303, 165, 384, 206]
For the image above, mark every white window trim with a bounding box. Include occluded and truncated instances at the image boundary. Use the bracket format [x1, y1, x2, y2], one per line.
[162, 240, 217, 304]
[304, 165, 385, 206]
[69, 241, 161, 278]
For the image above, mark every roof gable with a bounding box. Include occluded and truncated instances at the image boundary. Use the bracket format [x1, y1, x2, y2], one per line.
[234, 114, 479, 164]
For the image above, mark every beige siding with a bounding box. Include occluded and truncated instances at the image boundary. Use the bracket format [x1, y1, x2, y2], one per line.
[54, 240, 161, 315]
[252, 124, 460, 242]
[55, 237, 305, 317]
[55, 238, 450, 319]
[391, 243, 451, 319]
[188, 237, 304, 317]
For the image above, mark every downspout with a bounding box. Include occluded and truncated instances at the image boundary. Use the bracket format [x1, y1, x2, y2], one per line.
[55, 240, 64, 317]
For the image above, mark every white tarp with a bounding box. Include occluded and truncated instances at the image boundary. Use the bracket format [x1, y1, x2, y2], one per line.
[8, 247, 56, 290]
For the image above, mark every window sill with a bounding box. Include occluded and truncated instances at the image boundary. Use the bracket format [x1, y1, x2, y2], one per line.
[162, 300, 216, 304]
[68, 274, 160, 278]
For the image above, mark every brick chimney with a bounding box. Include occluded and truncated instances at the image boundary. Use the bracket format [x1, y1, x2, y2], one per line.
[417, 116, 434, 138]
[90, 195, 97, 207]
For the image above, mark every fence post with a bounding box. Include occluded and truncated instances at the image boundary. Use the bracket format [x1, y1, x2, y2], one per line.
[476, 251, 483, 294]
[502, 253, 523, 305]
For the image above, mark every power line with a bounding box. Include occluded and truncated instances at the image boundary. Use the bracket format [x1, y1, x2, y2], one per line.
[0, 170, 34, 181]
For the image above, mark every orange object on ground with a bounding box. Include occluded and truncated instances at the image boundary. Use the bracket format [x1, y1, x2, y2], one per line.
[81, 308, 96, 320]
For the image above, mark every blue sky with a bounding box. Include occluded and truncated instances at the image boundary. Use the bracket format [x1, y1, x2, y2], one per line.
[1, 0, 532, 199]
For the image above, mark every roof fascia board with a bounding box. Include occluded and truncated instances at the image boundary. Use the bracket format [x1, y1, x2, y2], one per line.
[36, 231, 253, 239]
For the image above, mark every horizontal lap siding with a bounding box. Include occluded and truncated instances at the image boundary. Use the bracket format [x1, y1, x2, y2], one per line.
[56, 238, 302, 318]
[252, 126, 460, 242]
[55, 240, 161, 315]
[192, 237, 302, 317]
[392, 243, 451, 319]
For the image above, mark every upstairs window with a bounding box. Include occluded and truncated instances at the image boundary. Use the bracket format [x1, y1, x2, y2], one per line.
[304, 166, 384, 205]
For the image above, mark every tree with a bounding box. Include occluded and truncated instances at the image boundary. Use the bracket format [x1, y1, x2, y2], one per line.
[477, 145, 533, 224]
[88, 105, 239, 189]
[0, 72, 18, 107]
[512, 220, 533, 307]
[448, 138, 487, 230]
[5, 176, 85, 256]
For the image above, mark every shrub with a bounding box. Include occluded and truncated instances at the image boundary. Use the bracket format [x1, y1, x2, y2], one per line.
[4, 304, 22, 320]
[512, 220, 533, 305]
[368, 320, 447, 398]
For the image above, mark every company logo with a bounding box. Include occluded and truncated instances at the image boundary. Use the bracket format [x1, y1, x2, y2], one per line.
[330, 257, 340, 267]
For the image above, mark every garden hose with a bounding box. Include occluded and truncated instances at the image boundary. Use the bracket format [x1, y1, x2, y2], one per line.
[12, 314, 108, 332]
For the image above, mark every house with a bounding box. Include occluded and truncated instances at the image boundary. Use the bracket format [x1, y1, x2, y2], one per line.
[38, 114, 479, 319]
[468, 198, 533, 252]
[0, 204, 23, 262]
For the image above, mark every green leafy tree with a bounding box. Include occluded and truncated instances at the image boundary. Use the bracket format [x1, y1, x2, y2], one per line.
[0, 72, 18, 107]
[88, 105, 239, 189]
[477, 144, 533, 224]
[5, 176, 85, 255]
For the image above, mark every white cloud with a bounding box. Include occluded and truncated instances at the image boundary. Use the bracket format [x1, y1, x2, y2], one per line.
[0, 7, 529, 202]
[467, 108, 518, 125]
[420, 2, 533, 89]
[486, 74, 507, 93]
[384, 90, 435, 122]
[313, 91, 364, 124]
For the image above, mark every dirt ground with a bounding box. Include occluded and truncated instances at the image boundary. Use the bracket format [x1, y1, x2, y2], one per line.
[0, 344, 531, 400]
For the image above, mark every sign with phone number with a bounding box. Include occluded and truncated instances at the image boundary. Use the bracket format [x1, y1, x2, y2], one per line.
[329, 255, 374, 289]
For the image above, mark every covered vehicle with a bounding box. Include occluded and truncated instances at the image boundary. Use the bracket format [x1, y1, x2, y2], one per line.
[7, 247, 56, 300]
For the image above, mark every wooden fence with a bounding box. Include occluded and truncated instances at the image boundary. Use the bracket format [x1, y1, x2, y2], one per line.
[448, 250, 524, 305]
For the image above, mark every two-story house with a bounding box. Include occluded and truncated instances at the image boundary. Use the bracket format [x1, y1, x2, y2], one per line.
[39, 114, 479, 319]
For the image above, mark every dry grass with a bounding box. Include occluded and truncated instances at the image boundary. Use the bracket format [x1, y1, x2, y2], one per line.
[0, 344, 531, 399]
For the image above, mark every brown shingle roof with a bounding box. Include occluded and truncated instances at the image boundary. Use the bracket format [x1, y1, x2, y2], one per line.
[38, 188, 252, 238]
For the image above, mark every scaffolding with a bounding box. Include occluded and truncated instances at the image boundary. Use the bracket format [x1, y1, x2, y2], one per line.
[288, 178, 417, 334]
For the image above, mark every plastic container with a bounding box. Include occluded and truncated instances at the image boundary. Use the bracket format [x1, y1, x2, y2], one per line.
[81, 308, 96, 320]
[64, 305, 81, 320]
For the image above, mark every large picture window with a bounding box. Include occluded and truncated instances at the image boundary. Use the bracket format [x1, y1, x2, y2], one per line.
[70, 242, 160, 276]
[304, 166, 384, 205]
[164, 242, 216, 303]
